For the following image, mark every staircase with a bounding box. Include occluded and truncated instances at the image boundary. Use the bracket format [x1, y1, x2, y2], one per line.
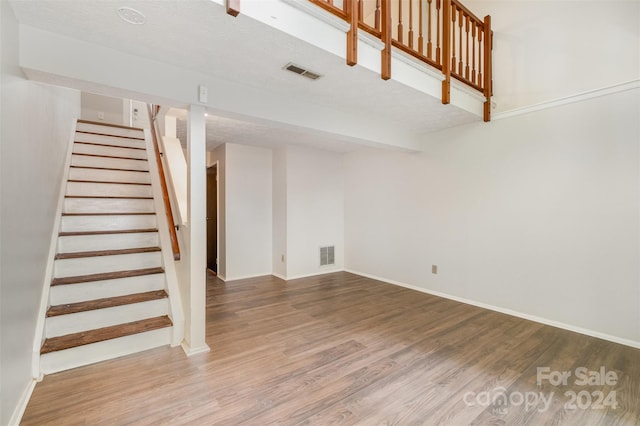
[39, 120, 175, 374]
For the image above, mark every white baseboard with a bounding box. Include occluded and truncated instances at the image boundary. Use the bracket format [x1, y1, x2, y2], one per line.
[8, 379, 36, 426]
[180, 341, 210, 357]
[284, 268, 345, 281]
[223, 273, 274, 282]
[345, 269, 640, 350]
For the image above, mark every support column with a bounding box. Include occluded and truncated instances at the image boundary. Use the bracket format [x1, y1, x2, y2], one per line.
[184, 104, 210, 355]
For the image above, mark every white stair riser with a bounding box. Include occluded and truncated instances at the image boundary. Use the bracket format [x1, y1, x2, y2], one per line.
[50, 273, 166, 305]
[66, 181, 153, 198]
[60, 214, 157, 233]
[73, 143, 148, 160]
[69, 167, 150, 184]
[76, 122, 145, 139]
[71, 155, 149, 172]
[40, 327, 172, 375]
[75, 132, 146, 150]
[54, 251, 162, 277]
[58, 232, 160, 253]
[46, 299, 169, 338]
[63, 198, 155, 214]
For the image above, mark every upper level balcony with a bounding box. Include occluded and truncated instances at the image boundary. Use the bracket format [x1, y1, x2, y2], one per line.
[12, 0, 493, 153]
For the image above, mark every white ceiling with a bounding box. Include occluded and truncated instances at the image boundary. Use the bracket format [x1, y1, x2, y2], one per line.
[9, 0, 480, 153]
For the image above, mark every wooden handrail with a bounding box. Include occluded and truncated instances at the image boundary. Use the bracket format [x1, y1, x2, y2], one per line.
[309, 0, 492, 119]
[147, 105, 181, 261]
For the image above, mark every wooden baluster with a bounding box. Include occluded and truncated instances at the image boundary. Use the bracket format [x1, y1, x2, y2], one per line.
[398, 1, 404, 44]
[442, 0, 451, 103]
[381, 0, 392, 79]
[435, 0, 441, 64]
[464, 15, 470, 80]
[478, 27, 483, 88]
[347, 0, 358, 66]
[409, 0, 414, 49]
[375, 0, 381, 30]
[226, 0, 240, 16]
[471, 21, 476, 84]
[483, 15, 492, 122]
[458, 9, 463, 75]
[426, 0, 432, 59]
[358, 0, 363, 22]
[451, 3, 456, 71]
[418, 0, 424, 54]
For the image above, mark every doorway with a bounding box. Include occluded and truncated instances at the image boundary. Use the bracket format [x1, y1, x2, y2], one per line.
[206, 164, 218, 273]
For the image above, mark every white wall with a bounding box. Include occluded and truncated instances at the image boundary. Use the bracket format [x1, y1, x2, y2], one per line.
[345, 87, 640, 345]
[224, 144, 273, 280]
[80, 92, 124, 125]
[0, 2, 81, 423]
[285, 145, 344, 278]
[471, 1, 640, 112]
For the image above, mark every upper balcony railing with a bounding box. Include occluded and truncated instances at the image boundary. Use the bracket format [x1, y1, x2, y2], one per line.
[307, 0, 493, 121]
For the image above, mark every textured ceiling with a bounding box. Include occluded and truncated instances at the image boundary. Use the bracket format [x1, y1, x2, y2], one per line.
[9, 0, 480, 153]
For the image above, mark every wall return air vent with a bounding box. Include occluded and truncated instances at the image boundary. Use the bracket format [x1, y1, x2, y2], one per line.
[320, 246, 335, 266]
[283, 63, 322, 80]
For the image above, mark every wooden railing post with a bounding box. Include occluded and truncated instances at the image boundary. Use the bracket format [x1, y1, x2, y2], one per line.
[226, 0, 240, 17]
[483, 15, 492, 121]
[381, 0, 392, 80]
[347, 0, 358, 66]
[441, 0, 451, 104]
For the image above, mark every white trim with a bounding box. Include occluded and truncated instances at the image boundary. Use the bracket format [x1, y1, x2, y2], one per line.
[272, 273, 287, 281]
[286, 269, 345, 280]
[345, 269, 640, 350]
[31, 118, 78, 379]
[391, 49, 443, 81]
[281, 0, 350, 32]
[8, 379, 37, 426]
[144, 128, 185, 348]
[217, 274, 227, 282]
[494, 80, 640, 120]
[450, 78, 486, 102]
[180, 341, 211, 357]
[358, 30, 384, 51]
[223, 273, 274, 281]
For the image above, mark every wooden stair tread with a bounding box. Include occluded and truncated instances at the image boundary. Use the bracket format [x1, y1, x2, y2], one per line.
[59, 228, 158, 237]
[40, 315, 172, 354]
[51, 267, 164, 286]
[47, 290, 168, 317]
[65, 195, 153, 200]
[55, 246, 161, 260]
[70, 165, 149, 173]
[77, 119, 144, 132]
[62, 212, 156, 216]
[73, 153, 148, 161]
[74, 141, 147, 151]
[67, 179, 151, 186]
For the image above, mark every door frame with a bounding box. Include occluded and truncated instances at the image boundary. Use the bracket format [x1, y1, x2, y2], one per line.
[206, 161, 219, 274]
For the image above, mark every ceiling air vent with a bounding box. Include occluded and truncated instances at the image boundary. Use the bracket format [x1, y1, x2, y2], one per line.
[283, 63, 322, 81]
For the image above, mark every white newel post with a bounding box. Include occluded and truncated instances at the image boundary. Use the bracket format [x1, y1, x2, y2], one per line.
[185, 104, 210, 355]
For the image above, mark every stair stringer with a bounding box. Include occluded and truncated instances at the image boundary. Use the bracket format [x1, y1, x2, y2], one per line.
[31, 118, 78, 381]
[143, 128, 185, 348]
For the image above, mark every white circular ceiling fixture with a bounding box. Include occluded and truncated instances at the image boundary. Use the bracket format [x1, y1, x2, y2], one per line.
[117, 7, 146, 25]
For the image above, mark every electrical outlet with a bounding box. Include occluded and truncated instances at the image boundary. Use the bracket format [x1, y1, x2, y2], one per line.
[97, 111, 105, 120]
[281, 254, 285, 262]
[432, 265, 438, 274]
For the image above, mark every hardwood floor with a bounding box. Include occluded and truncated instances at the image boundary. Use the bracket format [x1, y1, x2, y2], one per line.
[22, 272, 640, 425]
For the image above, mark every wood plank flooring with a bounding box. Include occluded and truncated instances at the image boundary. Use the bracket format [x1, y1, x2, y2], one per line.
[22, 272, 640, 425]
